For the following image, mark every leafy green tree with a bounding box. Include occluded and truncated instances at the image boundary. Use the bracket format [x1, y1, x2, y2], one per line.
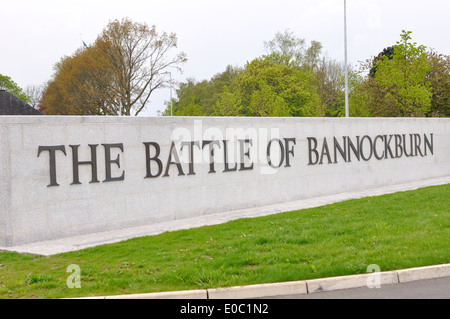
[213, 86, 242, 116]
[426, 50, 450, 117]
[165, 65, 240, 116]
[351, 56, 400, 117]
[350, 45, 397, 117]
[248, 84, 290, 117]
[0, 74, 31, 104]
[304, 41, 324, 71]
[235, 57, 320, 117]
[263, 30, 346, 117]
[351, 30, 447, 118]
[264, 29, 306, 67]
[314, 58, 346, 116]
[369, 46, 395, 78]
[165, 79, 206, 116]
[164, 30, 349, 118]
[263, 29, 323, 69]
[349, 73, 380, 117]
[373, 30, 432, 116]
[178, 100, 203, 116]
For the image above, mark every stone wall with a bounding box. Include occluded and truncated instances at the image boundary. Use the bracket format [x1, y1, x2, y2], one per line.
[0, 116, 449, 247]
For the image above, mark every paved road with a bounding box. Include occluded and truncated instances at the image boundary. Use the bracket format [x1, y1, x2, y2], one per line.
[268, 276, 450, 299]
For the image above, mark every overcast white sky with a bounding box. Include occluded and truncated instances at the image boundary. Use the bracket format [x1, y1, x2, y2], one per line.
[1, 0, 449, 116]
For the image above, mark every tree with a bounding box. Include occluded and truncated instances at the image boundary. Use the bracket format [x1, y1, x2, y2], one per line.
[373, 30, 432, 116]
[264, 29, 306, 67]
[213, 86, 242, 116]
[264, 30, 347, 117]
[351, 31, 444, 117]
[349, 45, 398, 117]
[166, 30, 347, 118]
[263, 29, 323, 69]
[177, 100, 203, 116]
[0, 74, 31, 104]
[41, 18, 187, 116]
[304, 41, 324, 71]
[247, 84, 290, 117]
[369, 46, 395, 78]
[426, 50, 450, 117]
[25, 85, 44, 109]
[314, 58, 346, 116]
[41, 46, 118, 115]
[96, 18, 187, 116]
[350, 71, 388, 117]
[235, 57, 320, 117]
[164, 66, 240, 116]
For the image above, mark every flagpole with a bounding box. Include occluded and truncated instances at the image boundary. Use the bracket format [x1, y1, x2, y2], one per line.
[344, 0, 349, 118]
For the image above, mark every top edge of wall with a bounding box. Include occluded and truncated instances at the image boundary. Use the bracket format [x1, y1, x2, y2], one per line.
[1, 116, 449, 125]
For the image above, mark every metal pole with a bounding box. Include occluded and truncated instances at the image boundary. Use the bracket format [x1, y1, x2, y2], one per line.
[344, 0, 349, 118]
[169, 72, 173, 117]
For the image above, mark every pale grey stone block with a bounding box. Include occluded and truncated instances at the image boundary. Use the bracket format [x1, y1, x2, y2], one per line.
[48, 199, 90, 228]
[88, 196, 126, 223]
[22, 124, 67, 150]
[7, 124, 23, 151]
[12, 204, 48, 233]
[125, 192, 160, 219]
[0, 125, 10, 180]
[1, 116, 449, 248]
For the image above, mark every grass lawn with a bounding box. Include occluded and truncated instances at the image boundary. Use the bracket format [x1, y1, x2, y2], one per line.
[0, 184, 449, 299]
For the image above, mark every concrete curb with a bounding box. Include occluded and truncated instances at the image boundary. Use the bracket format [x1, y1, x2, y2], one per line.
[84, 263, 450, 299]
[105, 289, 208, 300]
[304, 271, 399, 294]
[207, 281, 307, 299]
[396, 264, 450, 283]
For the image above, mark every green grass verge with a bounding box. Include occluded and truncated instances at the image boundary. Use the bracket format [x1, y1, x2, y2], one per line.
[0, 184, 449, 299]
